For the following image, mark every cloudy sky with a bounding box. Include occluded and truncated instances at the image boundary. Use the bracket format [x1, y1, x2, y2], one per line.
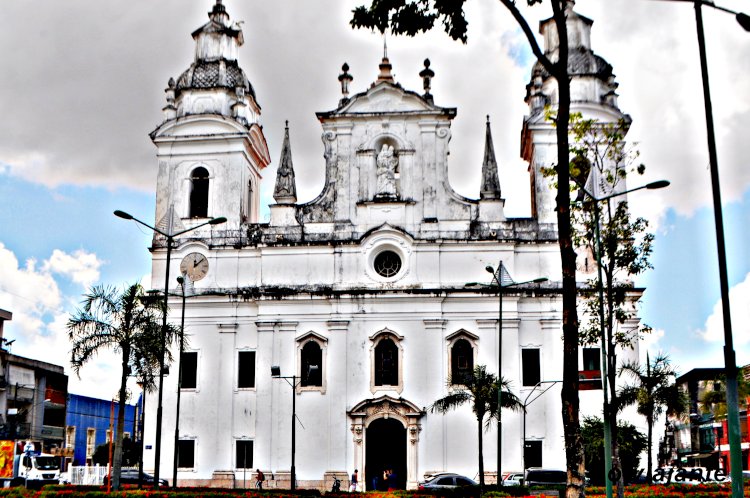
[0, 0, 748, 400]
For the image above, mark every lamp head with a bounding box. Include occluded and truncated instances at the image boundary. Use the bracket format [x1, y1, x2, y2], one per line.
[485, 265, 495, 275]
[533, 277, 549, 284]
[737, 12, 750, 32]
[114, 210, 133, 220]
[177, 276, 184, 285]
[646, 180, 670, 190]
[209, 217, 227, 225]
[271, 366, 281, 377]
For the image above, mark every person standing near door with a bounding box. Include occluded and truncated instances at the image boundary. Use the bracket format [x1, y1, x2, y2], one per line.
[350, 469, 359, 492]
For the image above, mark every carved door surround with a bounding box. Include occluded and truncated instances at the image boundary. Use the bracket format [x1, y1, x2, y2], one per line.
[348, 395, 424, 489]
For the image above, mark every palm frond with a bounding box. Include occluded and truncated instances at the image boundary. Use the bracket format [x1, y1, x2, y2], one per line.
[431, 391, 472, 414]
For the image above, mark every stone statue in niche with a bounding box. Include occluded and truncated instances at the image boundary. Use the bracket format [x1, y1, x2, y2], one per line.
[376, 144, 398, 197]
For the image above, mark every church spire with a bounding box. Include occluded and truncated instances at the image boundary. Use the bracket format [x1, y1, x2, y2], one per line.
[273, 121, 297, 204]
[376, 36, 394, 83]
[480, 115, 501, 200]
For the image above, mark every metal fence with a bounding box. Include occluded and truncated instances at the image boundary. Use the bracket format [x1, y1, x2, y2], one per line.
[68, 465, 110, 485]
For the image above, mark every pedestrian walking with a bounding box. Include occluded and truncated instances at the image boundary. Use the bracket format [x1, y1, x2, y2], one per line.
[350, 469, 359, 492]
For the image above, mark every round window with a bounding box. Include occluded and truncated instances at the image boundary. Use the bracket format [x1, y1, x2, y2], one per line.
[373, 250, 402, 278]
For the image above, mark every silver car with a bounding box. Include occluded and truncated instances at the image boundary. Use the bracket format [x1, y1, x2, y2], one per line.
[419, 473, 478, 489]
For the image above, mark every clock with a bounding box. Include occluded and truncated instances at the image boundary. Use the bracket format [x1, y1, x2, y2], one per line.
[180, 252, 209, 281]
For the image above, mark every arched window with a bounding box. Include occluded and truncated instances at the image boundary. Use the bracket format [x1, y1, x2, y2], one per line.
[451, 338, 474, 385]
[189, 167, 209, 218]
[301, 341, 322, 387]
[375, 338, 399, 386]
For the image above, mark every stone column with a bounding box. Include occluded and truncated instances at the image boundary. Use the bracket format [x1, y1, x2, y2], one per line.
[350, 421, 365, 490]
[406, 419, 422, 489]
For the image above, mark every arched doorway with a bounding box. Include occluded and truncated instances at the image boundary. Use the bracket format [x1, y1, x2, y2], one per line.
[349, 395, 424, 489]
[366, 418, 406, 490]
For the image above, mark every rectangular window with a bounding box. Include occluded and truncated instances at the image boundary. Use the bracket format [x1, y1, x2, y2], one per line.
[522, 349, 541, 387]
[65, 426, 76, 449]
[106, 429, 112, 443]
[236, 440, 253, 469]
[86, 428, 96, 458]
[180, 351, 198, 389]
[238, 351, 256, 389]
[177, 439, 195, 468]
[524, 440, 543, 469]
[582, 348, 601, 371]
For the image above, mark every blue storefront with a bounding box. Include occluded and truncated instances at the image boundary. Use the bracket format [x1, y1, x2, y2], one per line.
[65, 394, 139, 466]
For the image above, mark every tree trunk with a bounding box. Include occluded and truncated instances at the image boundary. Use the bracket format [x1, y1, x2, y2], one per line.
[608, 402, 625, 498]
[112, 347, 130, 490]
[552, 3, 585, 498]
[646, 415, 653, 484]
[605, 276, 625, 498]
[477, 413, 485, 488]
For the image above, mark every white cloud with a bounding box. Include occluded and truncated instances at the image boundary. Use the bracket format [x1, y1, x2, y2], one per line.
[639, 327, 665, 362]
[0, 242, 121, 399]
[43, 249, 102, 288]
[700, 272, 750, 354]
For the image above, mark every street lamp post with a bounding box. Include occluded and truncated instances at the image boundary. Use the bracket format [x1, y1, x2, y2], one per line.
[172, 276, 188, 488]
[669, 2, 747, 495]
[648, 1, 749, 494]
[576, 179, 669, 498]
[271, 366, 317, 490]
[114, 209, 226, 487]
[522, 380, 562, 476]
[471, 264, 547, 485]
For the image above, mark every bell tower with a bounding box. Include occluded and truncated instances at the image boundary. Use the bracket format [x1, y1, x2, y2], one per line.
[520, 3, 629, 224]
[151, 0, 270, 233]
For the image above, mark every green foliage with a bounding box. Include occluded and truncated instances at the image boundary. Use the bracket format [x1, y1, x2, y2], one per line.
[699, 372, 750, 418]
[619, 353, 689, 482]
[430, 365, 522, 488]
[568, 114, 653, 349]
[582, 416, 647, 485]
[351, 0, 470, 43]
[430, 366, 522, 426]
[68, 282, 169, 490]
[619, 354, 688, 422]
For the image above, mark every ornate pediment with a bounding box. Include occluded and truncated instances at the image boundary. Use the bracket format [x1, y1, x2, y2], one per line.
[348, 394, 425, 422]
[343, 83, 433, 114]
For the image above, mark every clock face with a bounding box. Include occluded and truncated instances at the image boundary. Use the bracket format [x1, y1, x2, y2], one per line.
[180, 252, 209, 281]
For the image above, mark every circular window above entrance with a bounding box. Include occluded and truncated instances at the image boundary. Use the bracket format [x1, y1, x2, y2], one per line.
[374, 250, 402, 278]
[364, 234, 410, 283]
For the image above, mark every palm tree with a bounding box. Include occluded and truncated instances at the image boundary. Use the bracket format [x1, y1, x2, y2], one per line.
[618, 353, 688, 484]
[430, 365, 523, 488]
[68, 283, 166, 490]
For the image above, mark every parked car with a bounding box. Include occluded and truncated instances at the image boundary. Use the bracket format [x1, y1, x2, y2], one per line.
[103, 469, 168, 487]
[524, 468, 567, 487]
[501, 472, 524, 486]
[418, 473, 477, 489]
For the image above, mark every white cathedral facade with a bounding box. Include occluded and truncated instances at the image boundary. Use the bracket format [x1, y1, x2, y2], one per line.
[142, 1, 643, 489]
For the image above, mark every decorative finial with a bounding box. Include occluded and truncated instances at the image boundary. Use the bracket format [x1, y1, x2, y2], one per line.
[419, 58, 435, 100]
[377, 48, 394, 83]
[383, 35, 388, 60]
[338, 62, 353, 99]
[486, 114, 490, 124]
